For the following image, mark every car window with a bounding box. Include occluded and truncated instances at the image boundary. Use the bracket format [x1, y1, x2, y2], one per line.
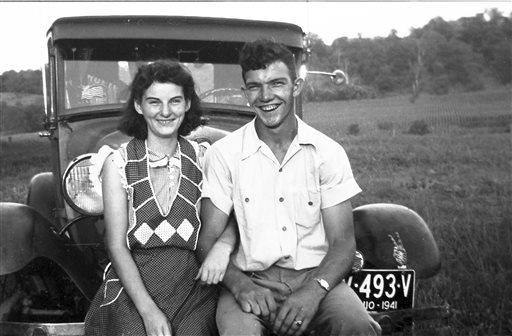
[63, 60, 247, 110]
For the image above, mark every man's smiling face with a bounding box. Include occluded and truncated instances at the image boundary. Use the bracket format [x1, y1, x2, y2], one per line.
[243, 61, 301, 129]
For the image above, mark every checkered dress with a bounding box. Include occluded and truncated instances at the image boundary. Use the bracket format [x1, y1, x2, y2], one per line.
[85, 137, 218, 336]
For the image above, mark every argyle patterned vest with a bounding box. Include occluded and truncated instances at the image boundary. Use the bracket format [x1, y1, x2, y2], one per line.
[124, 137, 202, 251]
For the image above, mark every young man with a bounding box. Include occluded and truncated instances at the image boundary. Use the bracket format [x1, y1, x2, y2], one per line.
[198, 39, 381, 336]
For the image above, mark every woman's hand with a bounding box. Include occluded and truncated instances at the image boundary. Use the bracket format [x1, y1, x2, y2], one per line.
[196, 240, 232, 284]
[141, 306, 173, 336]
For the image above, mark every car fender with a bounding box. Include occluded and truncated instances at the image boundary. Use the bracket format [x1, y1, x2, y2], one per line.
[26, 172, 56, 225]
[0, 202, 101, 300]
[353, 203, 441, 278]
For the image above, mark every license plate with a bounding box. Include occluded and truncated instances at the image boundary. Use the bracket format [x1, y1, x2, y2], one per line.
[345, 269, 415, 311]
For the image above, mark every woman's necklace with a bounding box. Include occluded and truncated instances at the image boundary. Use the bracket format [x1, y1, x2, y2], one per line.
[147, 146, 178, 168]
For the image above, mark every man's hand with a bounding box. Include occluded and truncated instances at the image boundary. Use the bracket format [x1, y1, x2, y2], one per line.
[234, 279, 281, 319]
[272, 282, 325, 336]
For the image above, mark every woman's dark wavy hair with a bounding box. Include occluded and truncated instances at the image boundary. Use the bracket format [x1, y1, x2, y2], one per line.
[118, 60, 204, 139]
[239, 39, 297, 82]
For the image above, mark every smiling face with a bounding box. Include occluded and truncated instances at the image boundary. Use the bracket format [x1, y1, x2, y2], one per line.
[243, 61, 303, 131]
[134, 82, 190, 141]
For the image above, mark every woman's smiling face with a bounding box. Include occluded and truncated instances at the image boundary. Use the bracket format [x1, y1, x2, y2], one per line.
[135, 82, 190, 140]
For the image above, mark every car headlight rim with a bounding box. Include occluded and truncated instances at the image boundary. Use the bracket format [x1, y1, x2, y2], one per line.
[62, 153, 104, 216]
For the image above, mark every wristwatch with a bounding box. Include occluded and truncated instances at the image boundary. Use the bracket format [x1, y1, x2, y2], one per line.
[314, 278, 330, 292]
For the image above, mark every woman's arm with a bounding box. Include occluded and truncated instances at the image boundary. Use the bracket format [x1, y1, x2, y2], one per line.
[102, 156, 172, 336]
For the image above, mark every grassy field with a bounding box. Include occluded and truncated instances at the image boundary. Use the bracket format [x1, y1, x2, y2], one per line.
[304, 88, 511, 335]
[1, 88, 511, 334]
[0, 132, 52, 203]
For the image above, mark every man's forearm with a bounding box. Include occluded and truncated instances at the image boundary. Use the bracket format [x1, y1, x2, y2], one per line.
[307, 239, 355, 289]
[301, 200, 357, 291]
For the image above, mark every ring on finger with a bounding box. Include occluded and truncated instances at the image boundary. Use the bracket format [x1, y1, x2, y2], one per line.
[294, 320, 303, 327]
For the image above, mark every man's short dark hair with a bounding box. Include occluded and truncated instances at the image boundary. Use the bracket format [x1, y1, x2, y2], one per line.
[239, 39, 297, 82]
[119, 60, 204, 139]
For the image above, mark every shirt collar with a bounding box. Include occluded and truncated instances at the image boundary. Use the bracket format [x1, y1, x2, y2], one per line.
[241, 118, 262, 160]
[241, 116, 318, 160]
[295, 116, 318, 147]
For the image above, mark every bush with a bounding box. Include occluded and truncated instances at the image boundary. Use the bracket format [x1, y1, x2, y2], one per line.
[335, 84, 377, 100]
[303, 80, 377, 102]
[347, 123, 360, 135]
[408, 120, 431, 135]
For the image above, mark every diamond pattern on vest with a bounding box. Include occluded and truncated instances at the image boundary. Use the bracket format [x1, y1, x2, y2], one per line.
[154, 220, 176, 242]
[176, 219, 194, 241]
[132, 218, 197, 245]
[133, 223, 153, 245]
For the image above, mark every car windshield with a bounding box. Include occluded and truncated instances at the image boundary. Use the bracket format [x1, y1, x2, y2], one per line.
[59, 40, 249, 111]
[63, 60, 247, 109]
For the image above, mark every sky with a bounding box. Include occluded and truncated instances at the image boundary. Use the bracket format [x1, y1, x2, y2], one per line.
[0, 1, 510, 73]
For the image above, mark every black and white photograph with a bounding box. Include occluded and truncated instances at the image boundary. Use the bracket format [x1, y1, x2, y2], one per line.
[0, 1, 510, 335]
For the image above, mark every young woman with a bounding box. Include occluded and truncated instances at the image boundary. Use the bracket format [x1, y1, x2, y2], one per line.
[85, 60, 232, 336]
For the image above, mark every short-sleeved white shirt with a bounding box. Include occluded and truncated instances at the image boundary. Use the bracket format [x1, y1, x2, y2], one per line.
[202, 117, 361, 271]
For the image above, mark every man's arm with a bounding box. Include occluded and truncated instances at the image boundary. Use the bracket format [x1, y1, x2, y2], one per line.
[272, 199, 356, 336]
[198, 199, 279, 318]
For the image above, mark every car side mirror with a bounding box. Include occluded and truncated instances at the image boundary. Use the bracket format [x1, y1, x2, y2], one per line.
[307, 69, 348, 85]
[331, 69, 348, 85]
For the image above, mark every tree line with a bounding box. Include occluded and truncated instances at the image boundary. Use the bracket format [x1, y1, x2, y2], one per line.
[304, 8, 511, 102]
[0, 69, 42, 94]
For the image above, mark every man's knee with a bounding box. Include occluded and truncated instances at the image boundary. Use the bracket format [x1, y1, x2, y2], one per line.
[313, 282, 381, 336]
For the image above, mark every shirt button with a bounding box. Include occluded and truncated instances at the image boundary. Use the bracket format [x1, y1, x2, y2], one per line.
[282, 226, 287, 231]
[245, 197, 250, 202]
[279, 197, 284, 202]
[308, 201, 313, 206]
[278, 168, 283, 172]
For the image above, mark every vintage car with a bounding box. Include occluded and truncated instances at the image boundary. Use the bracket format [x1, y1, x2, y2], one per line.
[0, 16, 449, 336]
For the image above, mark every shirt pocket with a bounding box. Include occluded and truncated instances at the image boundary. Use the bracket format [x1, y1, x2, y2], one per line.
[294, 190, 321, 228]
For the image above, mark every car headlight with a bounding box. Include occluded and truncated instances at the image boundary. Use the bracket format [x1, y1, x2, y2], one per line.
[62, 153, 103, 216]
